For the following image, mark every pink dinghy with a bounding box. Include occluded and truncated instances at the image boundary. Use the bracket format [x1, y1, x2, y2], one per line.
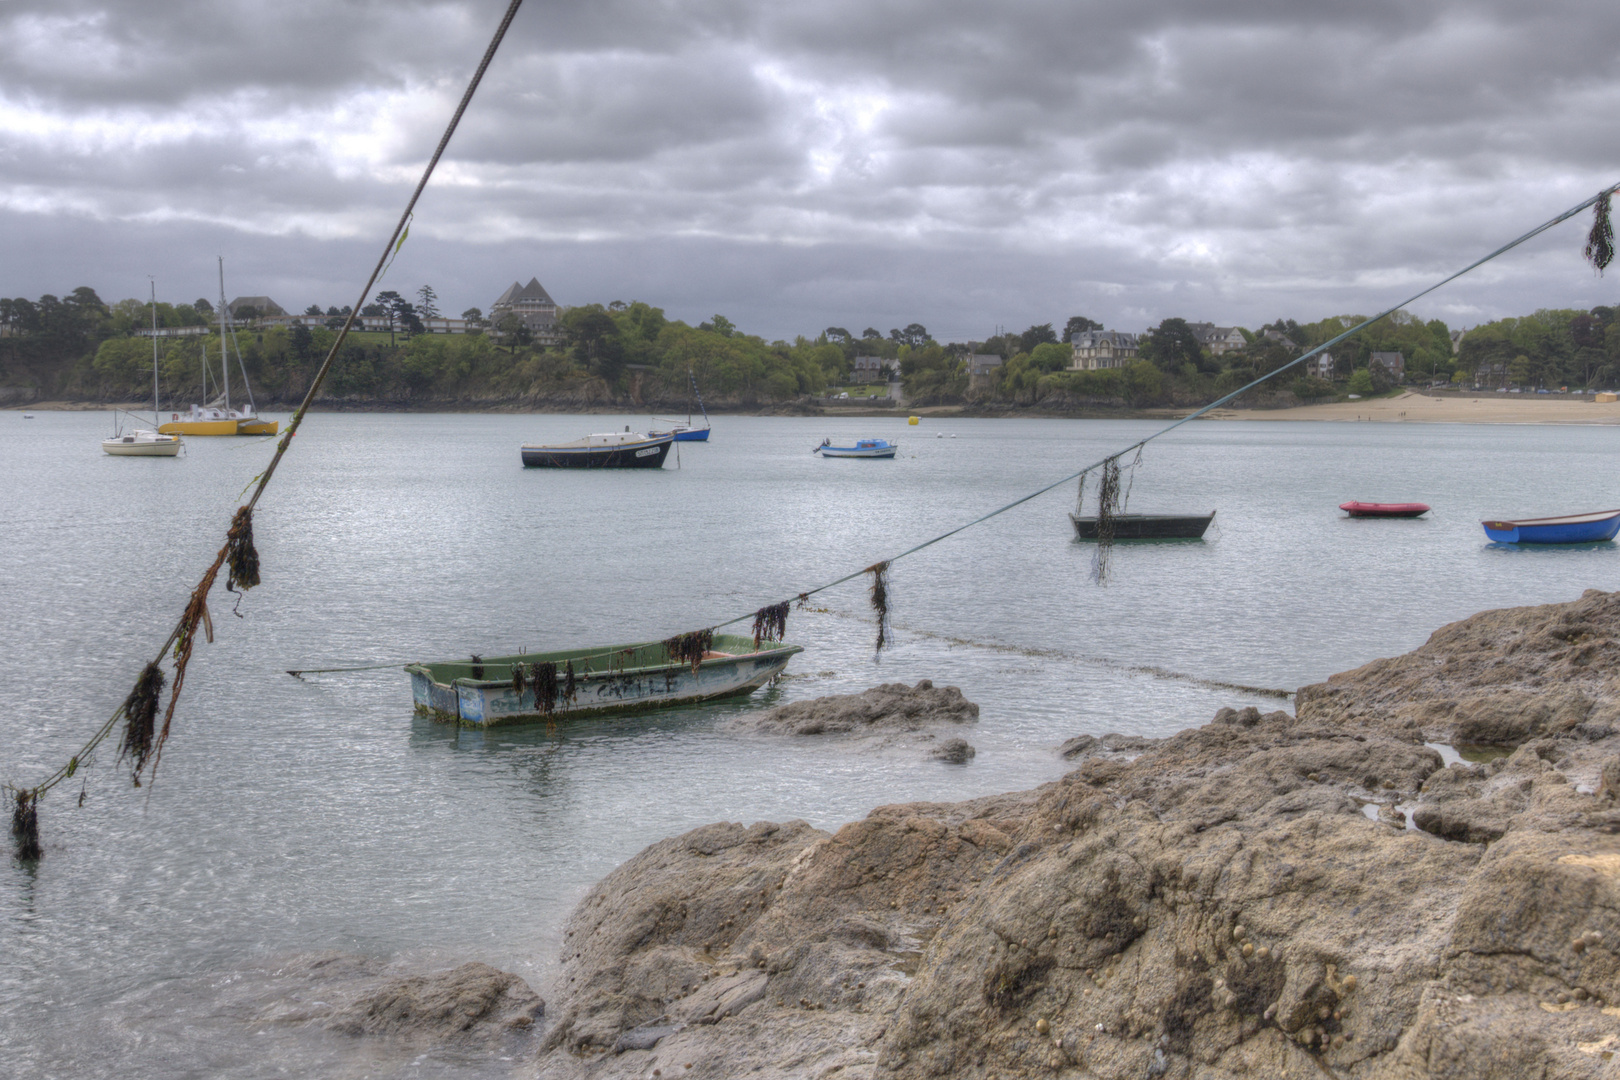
[1340, 501, 1431, 518]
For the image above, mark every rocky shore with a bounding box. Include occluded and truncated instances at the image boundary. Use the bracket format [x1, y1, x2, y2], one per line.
[519, 589, 1620, 1079]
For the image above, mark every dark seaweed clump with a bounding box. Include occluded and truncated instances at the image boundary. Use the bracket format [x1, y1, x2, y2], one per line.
[1588, 190, 1615, 273]
[751, 602, 789, 649]
[117, 662, 167, 781]
[511, 663, 526, 696]
[664, 630, 714, 674]
[866, 561, 891, 657]
[470, 654, 484, 680]
[224, 506, 261, 598]
[11, 789, 41, 862]
[532, 661, 559, 713]
[1091, 456, 1121, 583]
[564, 659, 577, 703]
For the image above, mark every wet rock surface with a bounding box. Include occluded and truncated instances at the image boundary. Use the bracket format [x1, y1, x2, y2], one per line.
[729, 679, 979, 737]
[251, 954, 543, 1048]
[528, 591, 1620, 1079]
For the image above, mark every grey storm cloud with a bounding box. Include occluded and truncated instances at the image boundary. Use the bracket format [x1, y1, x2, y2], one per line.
[3, 0, 1619, 338]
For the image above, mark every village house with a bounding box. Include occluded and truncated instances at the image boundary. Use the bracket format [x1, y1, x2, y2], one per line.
[851, 356, 897, 384]
[1369, 351, 1406, 383]
[1186, 322, 1247, 355]
[966, 353, 1003, 393]
[490, 278, 563, 345]
[1068, 330, 1138, 371]
[1307, 351, 1336, 381]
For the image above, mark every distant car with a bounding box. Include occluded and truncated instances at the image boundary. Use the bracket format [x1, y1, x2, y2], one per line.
[1537, 388, 1550, 394]
[1496, 388, 1508, 393]
[1509, 388, 1522, 393]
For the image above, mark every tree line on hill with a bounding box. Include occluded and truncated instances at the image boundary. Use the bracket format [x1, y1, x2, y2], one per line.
[2, 286, 1617, 411]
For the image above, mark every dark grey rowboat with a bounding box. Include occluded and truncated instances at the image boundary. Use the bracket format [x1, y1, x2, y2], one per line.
[1069, 511, 1215, 540]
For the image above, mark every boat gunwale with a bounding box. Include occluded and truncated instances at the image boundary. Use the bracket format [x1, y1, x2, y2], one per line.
[406, 635, 803, 689]
[1480, 509, 1620, 528]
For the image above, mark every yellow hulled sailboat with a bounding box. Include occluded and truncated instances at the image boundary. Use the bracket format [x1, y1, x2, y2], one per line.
[159, 258, 279, 437]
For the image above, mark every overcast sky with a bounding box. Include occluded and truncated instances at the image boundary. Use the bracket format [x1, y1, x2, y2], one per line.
[3, 0, 1619, 340]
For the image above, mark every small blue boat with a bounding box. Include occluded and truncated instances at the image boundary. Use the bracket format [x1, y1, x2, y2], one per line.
[1481, 510, 1620, 544]
[652, 369, 712, 442]
[814, 438, 897, 458]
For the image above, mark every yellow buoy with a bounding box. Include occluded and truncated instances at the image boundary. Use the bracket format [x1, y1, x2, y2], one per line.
[908, 415, 920, 425]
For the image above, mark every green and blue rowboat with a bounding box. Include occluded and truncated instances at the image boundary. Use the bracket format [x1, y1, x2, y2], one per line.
[406, 633, 802, 727]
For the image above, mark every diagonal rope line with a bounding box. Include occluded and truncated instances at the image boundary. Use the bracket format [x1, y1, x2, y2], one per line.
[10, 0, 526, 806]
[704, 181, 1620, 631]
[287, 180, 1620, 683]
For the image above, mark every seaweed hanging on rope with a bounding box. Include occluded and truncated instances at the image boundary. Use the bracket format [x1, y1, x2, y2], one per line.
[116, 662, 167, 782]
[149, 571, 216, 783]
[866, 561, 891, 658]
[1091, 456, 1122, 584]
[531, 661, 559, 714]
[511, 662, 526, 697]
[563, 659, 577, 703]
[1587, 189, 1615, 273]
[470, 655, 484, 680]
[751, 602, 789, 649]
[223, 506, 261, 615]
[11, 788, 41, 862]
[664, 630, 714, 674]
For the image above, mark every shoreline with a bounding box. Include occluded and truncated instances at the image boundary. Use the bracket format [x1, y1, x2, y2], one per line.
[12, 390, 1620, 426]
[1201, 389, 1620, 426]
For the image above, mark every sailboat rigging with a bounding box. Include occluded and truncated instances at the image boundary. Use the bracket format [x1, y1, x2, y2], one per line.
[102, 282, 183, 457]
[158, 258, 279, 436]
[651, 369, 712, 442]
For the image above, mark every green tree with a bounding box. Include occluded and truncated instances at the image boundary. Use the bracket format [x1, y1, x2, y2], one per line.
[1063, 315, 1102, 341]
[1018, 324, 1057, 353]
[1347, 368, 1374, 395]
[1139, 318, 1206, 373]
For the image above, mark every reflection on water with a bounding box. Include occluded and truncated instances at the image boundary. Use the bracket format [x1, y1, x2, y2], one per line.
[4, 411, 1620, 1077]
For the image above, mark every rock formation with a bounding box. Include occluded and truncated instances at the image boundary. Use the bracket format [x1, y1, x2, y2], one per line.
[530, 590, 1620, 1078]
[252, 954, 543, 1047]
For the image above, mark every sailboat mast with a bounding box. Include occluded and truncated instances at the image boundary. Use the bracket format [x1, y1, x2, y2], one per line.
[217, 256, 230, 411]
[151, 280, 161, 426]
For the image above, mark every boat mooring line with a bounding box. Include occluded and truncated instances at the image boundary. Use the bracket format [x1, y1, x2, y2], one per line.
[8, 0, 530, 841]
[812, 607, 1293, 700]
[698, 180, 1620, 640]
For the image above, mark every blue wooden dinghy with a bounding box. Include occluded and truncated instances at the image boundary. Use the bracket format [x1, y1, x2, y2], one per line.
[1481, 509, 1620, 544]
[407, 633, 802, 727]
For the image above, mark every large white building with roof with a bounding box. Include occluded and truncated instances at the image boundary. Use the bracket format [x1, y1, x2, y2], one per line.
[490, 278, 562, 344]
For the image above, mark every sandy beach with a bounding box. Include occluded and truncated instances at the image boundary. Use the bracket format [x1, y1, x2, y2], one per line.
[1206, 389, 1620, 425]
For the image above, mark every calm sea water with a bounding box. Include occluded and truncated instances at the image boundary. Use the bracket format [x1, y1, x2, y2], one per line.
[3, 410, 1618, 1077]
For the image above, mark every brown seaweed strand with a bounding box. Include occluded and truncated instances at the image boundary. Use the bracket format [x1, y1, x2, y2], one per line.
[10, 788, 41, 862]
[1587, 190, 1615, 273]
[533, 661, 559, 714]
[1092, 456, 1122, 584]
[511, 662, 526, 697]
[563, 660, 577, 702]
[751, 602, 789, 649]
[867, 561, 891, 658]
[116, 662, 166, 782]
[470, 655, 484, 680]
[148, 568, 219, 784]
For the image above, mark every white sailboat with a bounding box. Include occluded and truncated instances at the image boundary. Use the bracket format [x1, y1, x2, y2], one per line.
[103, 282, 182, 457]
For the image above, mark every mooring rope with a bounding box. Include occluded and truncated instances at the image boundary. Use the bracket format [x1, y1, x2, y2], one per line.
[697, 180, 1620, 641]
[7, 0, 527, 856]
[282, 180, 1620, 689]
